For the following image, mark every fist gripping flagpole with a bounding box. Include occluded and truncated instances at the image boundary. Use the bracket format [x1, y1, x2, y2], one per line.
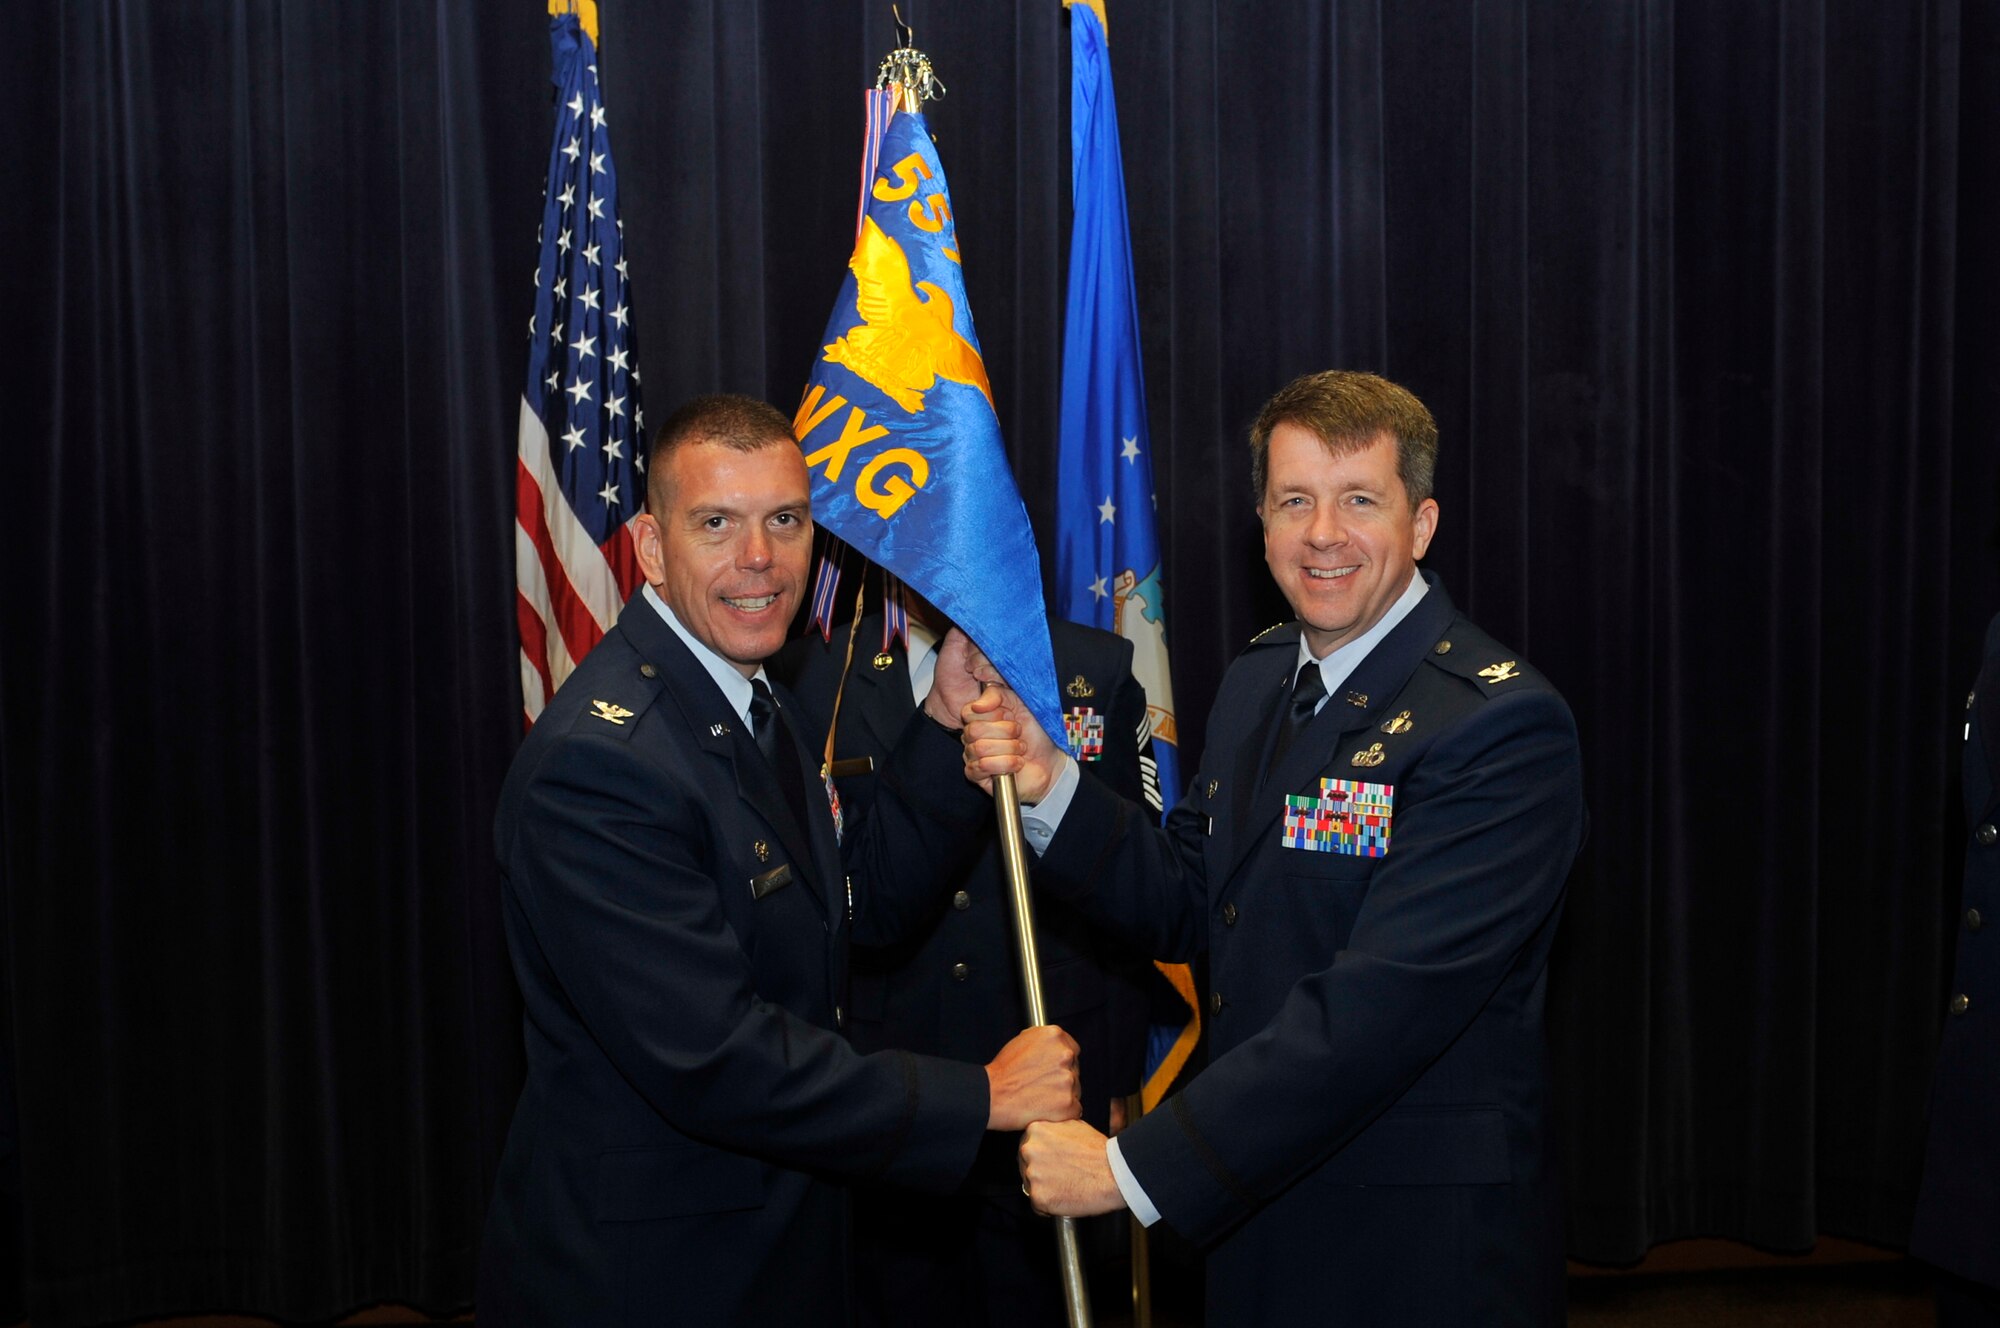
[991, 753, 1094, 1328]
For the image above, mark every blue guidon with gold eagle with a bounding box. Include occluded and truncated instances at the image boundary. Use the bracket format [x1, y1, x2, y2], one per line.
[796, 105, 1066, 749]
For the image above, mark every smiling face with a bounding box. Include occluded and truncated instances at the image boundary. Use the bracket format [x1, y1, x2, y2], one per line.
[1259, 424, 1439, 659]
[635, 438, 812, 676]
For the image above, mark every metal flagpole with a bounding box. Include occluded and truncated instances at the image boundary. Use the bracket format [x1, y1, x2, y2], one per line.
[992, 767, 1094, 1328]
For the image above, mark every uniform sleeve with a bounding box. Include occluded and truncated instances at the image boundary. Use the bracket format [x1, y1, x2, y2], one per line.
[1114, 690, 1585, 1242]
[1036, 754, 1217, 964]
[1080, 663, 1164, 1097]
[504, 730, 990, 1192]
[842, 708, 994, 947]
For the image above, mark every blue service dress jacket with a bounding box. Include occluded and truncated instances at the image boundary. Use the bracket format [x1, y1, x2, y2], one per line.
[1910, 611, 2000, 1293]
[478, 594, 996, 1327]
[1034, 573, 1585, 1326]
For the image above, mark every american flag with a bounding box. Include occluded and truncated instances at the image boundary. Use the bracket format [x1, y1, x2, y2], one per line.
[515, 14, 644, 725]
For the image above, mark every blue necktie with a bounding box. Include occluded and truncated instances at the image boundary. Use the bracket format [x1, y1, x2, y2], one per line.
[1268, 663, 1327, 775]
[750, 679, 811, 833]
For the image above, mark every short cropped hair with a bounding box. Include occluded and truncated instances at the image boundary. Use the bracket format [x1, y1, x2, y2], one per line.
[1249, 371, 1438, 508]
[644, 394, 798, 512]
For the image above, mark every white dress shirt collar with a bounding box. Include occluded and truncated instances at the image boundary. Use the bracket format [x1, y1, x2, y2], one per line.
[644, 584, 766, 725]
[1292, 570, 1431, 707]
[904, 615, 942, 708]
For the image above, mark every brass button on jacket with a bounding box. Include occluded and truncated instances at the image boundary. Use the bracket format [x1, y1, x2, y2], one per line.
[1951, 993, 1972, 1016]
[1221, 903, 1239, 927]
[1209, 990, 1224, 1014]
[1971, 908, 1985, 933]
[952, 890, 972, 911]
[951, 961, 970, 982]
[1978, 823, 1998, 847]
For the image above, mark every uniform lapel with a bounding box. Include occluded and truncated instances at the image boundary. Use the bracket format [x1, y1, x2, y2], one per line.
[1224, 644, 1295, 869]
[620, 597, 827, 916]
[781, 682, 847, 919]
[1227, 580, 1458, 883]
[724, 720, 825, 913]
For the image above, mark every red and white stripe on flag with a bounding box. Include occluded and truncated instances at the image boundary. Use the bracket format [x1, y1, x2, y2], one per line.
[515, 404, 642, 724]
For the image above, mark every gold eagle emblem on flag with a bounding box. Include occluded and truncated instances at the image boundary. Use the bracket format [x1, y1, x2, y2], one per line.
[821, 217, 994, 414]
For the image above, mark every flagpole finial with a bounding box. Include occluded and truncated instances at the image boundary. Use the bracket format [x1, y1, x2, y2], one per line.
[548, 0, 600, 49]
[1063, 0, 1109, 43]
[878, 7, 945, 113]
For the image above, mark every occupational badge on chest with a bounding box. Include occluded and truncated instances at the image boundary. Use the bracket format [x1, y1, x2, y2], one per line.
[1062, 706, 1106, 760]
[1280, 778, 1395, 857]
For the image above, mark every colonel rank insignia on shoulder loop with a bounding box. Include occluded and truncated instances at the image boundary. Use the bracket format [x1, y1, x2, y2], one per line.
[1281, 778, 1395, 856]
[592, 700, 635, 725]
[1478, 660, 1521, 684]
[1063, 707, 1106, 760]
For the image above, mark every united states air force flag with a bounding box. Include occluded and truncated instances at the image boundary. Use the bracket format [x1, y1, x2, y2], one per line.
[1057, 1, 1198, 1111]
[1054, 2, 1181, 814]
[797, 105, 1067, 749]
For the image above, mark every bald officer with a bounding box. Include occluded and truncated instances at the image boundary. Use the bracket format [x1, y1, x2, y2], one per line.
[480, 394, 1080, 1327]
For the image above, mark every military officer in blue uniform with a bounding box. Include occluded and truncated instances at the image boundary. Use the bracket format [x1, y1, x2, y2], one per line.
[1910, 612, 2000, 1325]
[777, 598, 1158, 1325]
[478, 395, 1081, 1327]
[964, 370, 1587, 1325]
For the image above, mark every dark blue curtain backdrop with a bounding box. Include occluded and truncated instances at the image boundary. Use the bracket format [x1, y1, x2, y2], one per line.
[3, 0, 1997, 1322]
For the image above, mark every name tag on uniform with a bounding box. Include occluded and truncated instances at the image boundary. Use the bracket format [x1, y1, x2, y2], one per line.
[750, 863, 793, 900]
[1280, 778, 1395, 857]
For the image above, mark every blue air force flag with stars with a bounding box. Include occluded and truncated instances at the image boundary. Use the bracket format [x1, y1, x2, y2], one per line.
[515, 13, 644, 726]
[795, 104, 1066, 749]
[1057, 2, 1200, 1111]
[1054, 1, 1182, 813]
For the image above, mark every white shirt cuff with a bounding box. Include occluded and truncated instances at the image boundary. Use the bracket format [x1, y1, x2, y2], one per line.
[1106, 1136, 1162, 1227]
[1017, 754, 1080, 855]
